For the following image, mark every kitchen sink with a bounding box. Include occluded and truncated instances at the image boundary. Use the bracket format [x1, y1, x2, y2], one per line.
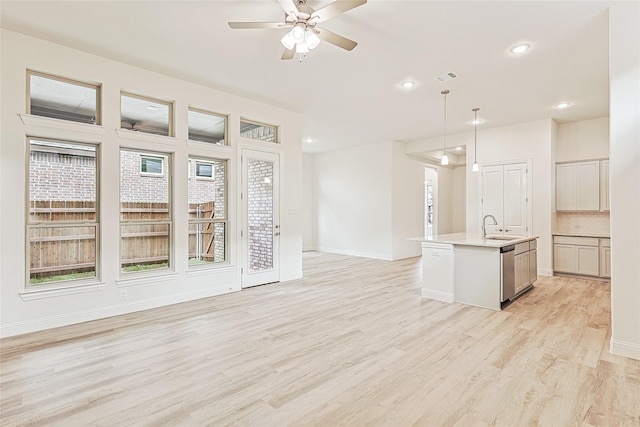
[485, 235, 521, 241]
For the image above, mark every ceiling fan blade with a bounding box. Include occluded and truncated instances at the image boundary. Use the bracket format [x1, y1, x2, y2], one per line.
[228, 22, 283, 29]
[281, 48, 295, 60]
[311, 0, 367, 23]
[277, 0, 299, 16]
[317, 28, 358, 51]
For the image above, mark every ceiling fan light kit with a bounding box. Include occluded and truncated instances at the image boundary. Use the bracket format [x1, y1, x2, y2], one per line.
[229, 0, 367, 61]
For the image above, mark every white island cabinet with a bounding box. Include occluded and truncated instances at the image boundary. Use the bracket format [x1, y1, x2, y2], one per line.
[412, 233, 539, 311]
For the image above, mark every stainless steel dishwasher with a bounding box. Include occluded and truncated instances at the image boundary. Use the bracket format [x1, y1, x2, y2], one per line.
[501, 245, 515, 302]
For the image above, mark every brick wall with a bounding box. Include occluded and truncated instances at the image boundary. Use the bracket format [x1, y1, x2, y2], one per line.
[30, 151, 95, 201]
[120, 150, 169, 203]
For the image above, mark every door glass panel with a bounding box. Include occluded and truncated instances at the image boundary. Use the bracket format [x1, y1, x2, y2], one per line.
[247, 158, 274, 273]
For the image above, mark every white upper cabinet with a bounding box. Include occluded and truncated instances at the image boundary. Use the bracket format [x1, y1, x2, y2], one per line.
[482, 162, 528, 237]
[555, 160, 600, 211]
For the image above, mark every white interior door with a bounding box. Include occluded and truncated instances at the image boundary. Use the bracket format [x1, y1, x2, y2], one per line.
[503, 163, 527, 236]
[241, 149, 280, 288]
[481, 165, 504, 235]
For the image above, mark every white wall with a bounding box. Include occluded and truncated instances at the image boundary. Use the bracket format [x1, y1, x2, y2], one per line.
[556, 117, 609, 162]
[391, 141, 424, 259]
[436, 167, 454, 234]
[314, 141, 394, 259]
[302, 153, 315, 251]
[609, 2, 640, 360]
[452, 166, 466, 232]
[406, 119, 555, 275]
[0, 30, 303, 337]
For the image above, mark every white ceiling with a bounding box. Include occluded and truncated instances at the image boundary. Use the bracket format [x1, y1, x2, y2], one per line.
[0, 1, 611, 155]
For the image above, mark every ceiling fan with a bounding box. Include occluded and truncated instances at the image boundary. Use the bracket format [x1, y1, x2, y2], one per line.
[228, 0, 367, 60]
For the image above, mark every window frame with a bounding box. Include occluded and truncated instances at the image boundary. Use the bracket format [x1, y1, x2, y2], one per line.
[140, 155, 165, 177]
[25, 137, 101, 289]
[188, 107, 228, 146]
[195, 160, 215, 180]
[27, 70, 102, 125]
[119, 148, 173, 276]
[187, 156, 228, 270]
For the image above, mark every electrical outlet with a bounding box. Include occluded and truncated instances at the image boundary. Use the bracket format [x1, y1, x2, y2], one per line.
[119, 289, 127, 300]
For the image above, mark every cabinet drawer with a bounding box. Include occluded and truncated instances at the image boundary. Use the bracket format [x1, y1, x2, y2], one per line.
[553, 236, 599, 246]
[514, 242, 529, 255]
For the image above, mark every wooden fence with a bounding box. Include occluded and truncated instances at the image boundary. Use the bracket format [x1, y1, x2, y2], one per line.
[29, 200, 218, 280]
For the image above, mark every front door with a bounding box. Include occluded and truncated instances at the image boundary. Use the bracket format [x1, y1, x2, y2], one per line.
[241, 149, 280, 288]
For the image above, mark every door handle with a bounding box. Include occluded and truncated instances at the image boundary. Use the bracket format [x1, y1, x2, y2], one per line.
[505, 229, 511, 233]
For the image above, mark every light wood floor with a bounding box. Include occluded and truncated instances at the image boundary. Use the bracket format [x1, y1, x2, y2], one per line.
[1, 252, 639, 426]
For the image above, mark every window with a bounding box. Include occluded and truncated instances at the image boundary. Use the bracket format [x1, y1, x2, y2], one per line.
[188, 157, 227, 268]
[195, 161, 214, 179]
[140, 156, 164, 176]
[120, 149, 172, 274]
[240, 119, 278, 143]
[28, 71, 100, 125]
[27, 139, 99, 286]
[188, 108, 227, 145]
[121, 92, 173, 137]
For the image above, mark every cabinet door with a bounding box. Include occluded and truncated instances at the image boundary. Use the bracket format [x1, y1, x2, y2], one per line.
[529, 248, 537, 283]
[481, 165, 504, 235]
[576, 246, 599, 276]
[554, 244, 577, 273]
[503, 163, 527, 236]
[600, 246, 611, 278]
[600, 160, 610, 211]
[577, 161, 600, 210]
[556, 163, 577, 211]
[514, 252, 530, 293]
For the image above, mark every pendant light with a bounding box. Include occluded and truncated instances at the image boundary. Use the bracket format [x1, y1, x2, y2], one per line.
[440, 90, 449, 166]
[472, 107, 480, 172]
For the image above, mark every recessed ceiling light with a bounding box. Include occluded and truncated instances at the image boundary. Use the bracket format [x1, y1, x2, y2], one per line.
[455, 146, 462, 151]
[401, 81, 415, 88]
[469, 119, 482, 125]
[146, 105, 159, 111]
[303, 138, 315, 144]
[510, 43, 531, 54]
[555, 102, 571, 109]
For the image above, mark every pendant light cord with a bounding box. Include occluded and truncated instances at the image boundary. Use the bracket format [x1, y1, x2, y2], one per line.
[442, 90, 449, 152]
[473, 108, 478, 163]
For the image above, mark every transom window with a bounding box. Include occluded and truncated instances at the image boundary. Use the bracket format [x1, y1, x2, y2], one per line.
[121, 92, 173, 137]
[188, 108, 227, 145]
[28, 71, 100, 125]
[240, 118, 278, 143]
[27, 138, 99, 287]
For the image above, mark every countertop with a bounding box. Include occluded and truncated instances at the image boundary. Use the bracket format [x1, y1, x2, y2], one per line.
[553, 232, 610, 238]
[410, 232, 539, 248]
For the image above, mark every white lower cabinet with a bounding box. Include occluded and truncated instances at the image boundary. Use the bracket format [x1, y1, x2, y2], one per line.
[600, 238, 611, 278]
[514, 242, 532, 295]
[553, 236, 601, 277]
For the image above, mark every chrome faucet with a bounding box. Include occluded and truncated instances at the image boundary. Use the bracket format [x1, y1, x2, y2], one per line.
[483, 214, 498, 239]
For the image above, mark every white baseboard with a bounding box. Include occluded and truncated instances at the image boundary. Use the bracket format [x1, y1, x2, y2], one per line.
[610, 338, 640, 361]
[315, 246, 393, 261]
[0, 285, 236, 338]
[421, 288, 454, 303]
[280, 271, 303, 282]
[537, 268, 553, 276]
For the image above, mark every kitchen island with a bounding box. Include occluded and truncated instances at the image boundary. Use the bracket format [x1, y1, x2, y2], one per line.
[411, 233, 538, 310]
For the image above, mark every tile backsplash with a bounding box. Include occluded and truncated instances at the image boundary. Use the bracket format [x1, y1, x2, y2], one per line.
[555, 212, 610, 236]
